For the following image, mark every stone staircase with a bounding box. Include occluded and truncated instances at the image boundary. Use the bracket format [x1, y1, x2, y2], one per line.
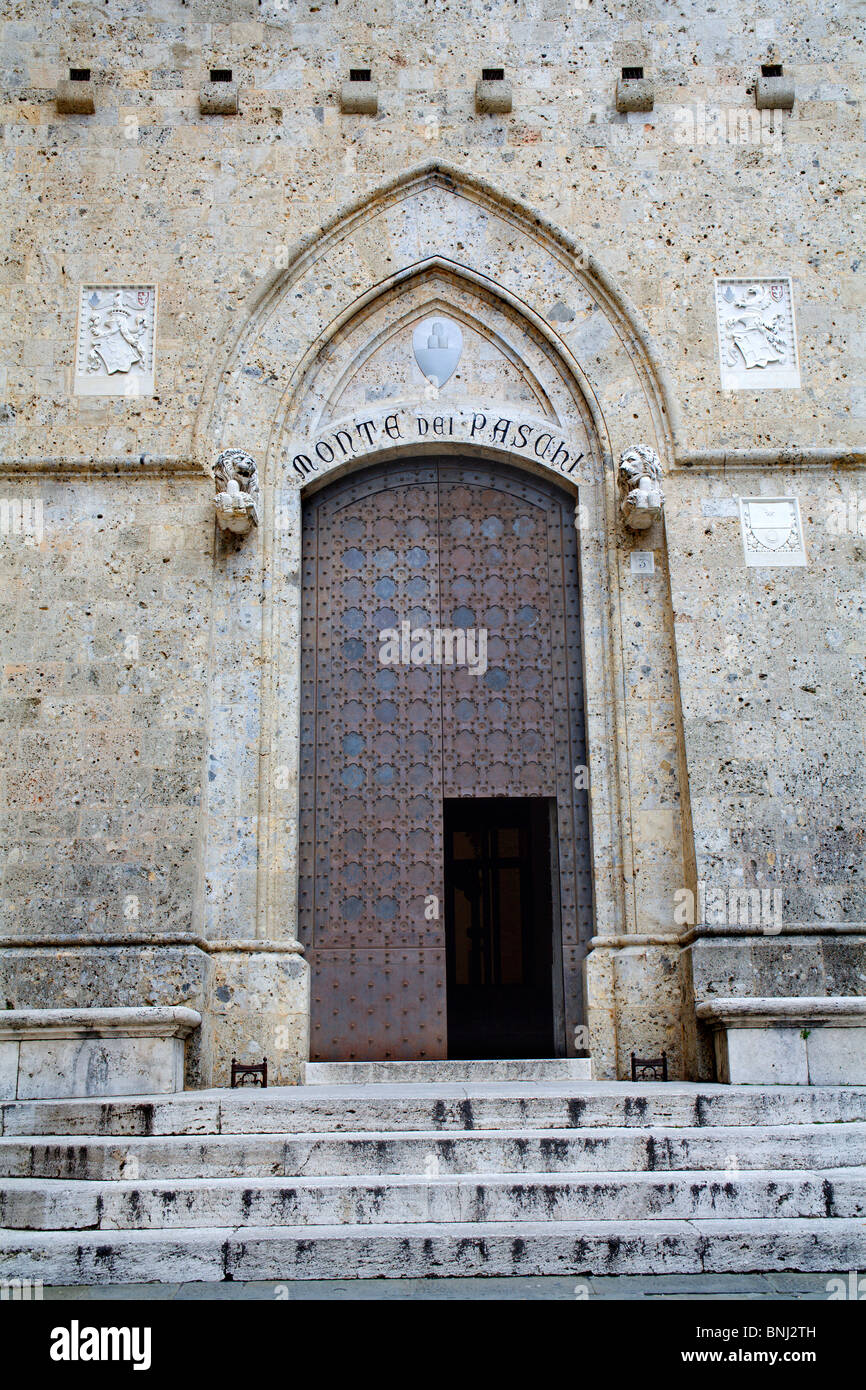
[1, 1065, 865, 1283]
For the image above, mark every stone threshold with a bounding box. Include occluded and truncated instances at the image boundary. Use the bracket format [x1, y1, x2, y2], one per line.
[39, 1272, 847, 1301]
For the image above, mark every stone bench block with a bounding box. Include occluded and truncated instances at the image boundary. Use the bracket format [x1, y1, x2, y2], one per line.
[697, 997, 866, 1085]
[0, 1007, 201, 1100]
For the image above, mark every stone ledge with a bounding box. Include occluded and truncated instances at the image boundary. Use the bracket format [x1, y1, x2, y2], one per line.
[697, 997, 866, 1086]
[672, 447, 866, 470]
[0, 1007, 202, 1101]
[0, 1007, 202, 1041]
[0, 936, 303, 953]
[698, 997, 866, 1027]
[0, 456, 208, 477]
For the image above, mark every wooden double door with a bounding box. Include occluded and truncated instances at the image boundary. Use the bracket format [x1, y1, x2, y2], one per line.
[299, 458, 592, 1060]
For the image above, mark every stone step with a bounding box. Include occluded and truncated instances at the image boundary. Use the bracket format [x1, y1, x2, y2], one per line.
[3, 1123, 865, 1180]
[3, 1084, 864, 1137]
[3, 1217, 865, 1281]
[2, 1168, 863, 1231]
[300, 1060, 593, 1084]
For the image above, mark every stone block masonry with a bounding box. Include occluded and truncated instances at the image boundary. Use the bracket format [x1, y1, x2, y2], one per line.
[0, 1006, 201, 1099]
[0, 0, 863, 1085]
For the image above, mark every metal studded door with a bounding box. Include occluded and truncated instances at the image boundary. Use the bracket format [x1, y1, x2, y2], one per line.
[436, 462, 591, 1055]
[299, 457, 593, 1060]
[299, 463, 447, 1060]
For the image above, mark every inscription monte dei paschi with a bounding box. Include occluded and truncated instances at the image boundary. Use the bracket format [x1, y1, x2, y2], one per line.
[290, 407, 586, 481]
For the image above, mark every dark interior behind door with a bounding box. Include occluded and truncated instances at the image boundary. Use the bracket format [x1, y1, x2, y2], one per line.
[444, 797, 555, 1059]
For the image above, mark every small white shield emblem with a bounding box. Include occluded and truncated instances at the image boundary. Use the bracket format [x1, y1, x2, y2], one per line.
[739, 496, 807, 567]
[743, 499, 797, 551]
[413, 316, 463, 387]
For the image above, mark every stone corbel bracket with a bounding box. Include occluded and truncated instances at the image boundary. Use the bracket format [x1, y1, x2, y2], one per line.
[200, 79, 240, 116]
[618, 444, 664, 530]
[476, 74, 513, 114]
[615, 73, 653, 113]
[341, 76, 378, 115]
[755, 71, 795, 111]
[214, 448, 260, 535]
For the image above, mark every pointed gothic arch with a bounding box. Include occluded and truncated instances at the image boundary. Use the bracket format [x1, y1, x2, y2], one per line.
[198, 162, 695, 1079]
[196, 161, 680, 476]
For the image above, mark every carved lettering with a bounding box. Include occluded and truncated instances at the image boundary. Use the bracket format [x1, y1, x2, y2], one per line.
[533, 433, 553, 458]
[291, 410, 586, 487]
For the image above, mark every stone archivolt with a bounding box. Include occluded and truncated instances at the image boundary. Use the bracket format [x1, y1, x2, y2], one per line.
[195, 163, 691, 1084]
[196, 162, 676, 480]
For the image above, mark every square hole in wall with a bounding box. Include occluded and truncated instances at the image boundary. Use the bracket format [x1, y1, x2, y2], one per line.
[349, 68, 371, 82]
[621, 66, 644, 80]
[69, 68, 91, 81]
[761, 63, 783, 77]
[482, 67, 505, 81]
[210, 68, 233, 82]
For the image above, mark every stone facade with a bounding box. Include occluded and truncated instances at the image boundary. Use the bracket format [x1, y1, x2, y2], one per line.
[0, 1, 863, 1085]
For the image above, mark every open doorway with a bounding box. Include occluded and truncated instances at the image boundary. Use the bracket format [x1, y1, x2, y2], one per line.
[444, 797, 558, 1058]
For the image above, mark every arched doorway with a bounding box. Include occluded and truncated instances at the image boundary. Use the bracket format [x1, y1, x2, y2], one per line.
[201, 164, 688, 1081]
[299, 456, 593, 1061]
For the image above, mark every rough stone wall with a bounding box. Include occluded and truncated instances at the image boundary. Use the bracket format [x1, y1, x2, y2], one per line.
[666, 462, 866, 1041]
[0, 0, 863, 1083]
[1, 0, 860, 460]
[0, 475, 211, 939]
[669, 465, 866, 932]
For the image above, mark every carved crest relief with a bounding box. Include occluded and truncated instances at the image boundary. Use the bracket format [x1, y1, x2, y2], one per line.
[739, 496, 807, 567]
[412, 316, 463, 387]
[74, 285, 157, 397]
[715, 278, 800, 390]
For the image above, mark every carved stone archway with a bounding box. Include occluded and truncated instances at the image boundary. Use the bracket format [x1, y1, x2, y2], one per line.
[199, 164, 695, 1082]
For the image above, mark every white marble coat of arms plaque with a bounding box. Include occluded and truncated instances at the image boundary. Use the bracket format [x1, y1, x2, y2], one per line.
[74, 285, 157, 397]
[739, 496, 807, 567]
[715, 278, 800, 390]
[412, 316, 463, 388]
